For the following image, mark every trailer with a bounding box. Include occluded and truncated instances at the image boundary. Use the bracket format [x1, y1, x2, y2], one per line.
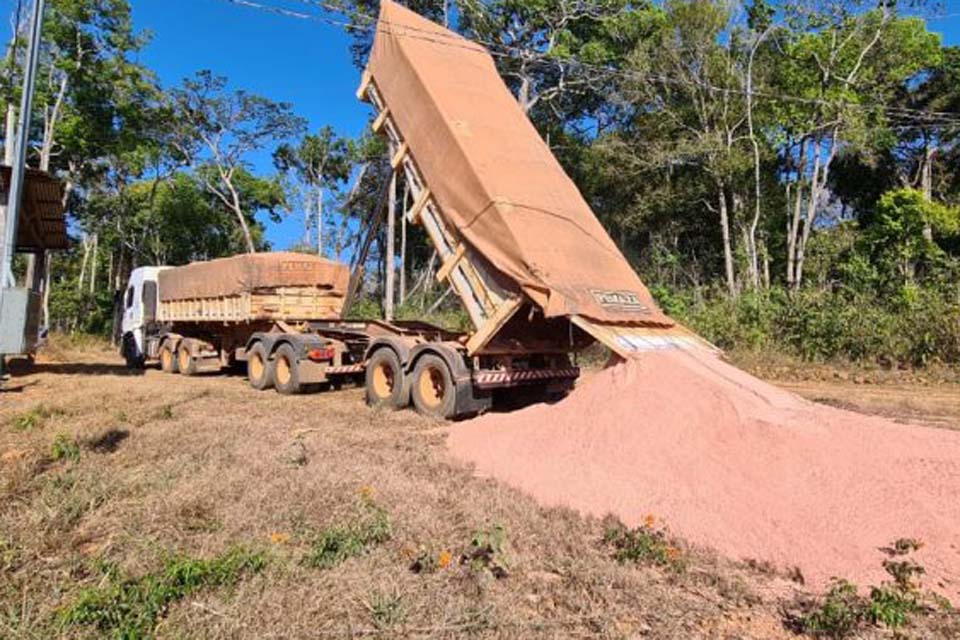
[121, 252, 580, 419]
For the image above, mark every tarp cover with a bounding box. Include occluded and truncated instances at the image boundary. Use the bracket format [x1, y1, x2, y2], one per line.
[158, 252, 349, 302]
[367, 1, 673, 326]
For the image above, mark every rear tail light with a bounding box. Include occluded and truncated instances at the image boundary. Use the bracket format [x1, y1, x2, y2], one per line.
[307, 346, 336, 361]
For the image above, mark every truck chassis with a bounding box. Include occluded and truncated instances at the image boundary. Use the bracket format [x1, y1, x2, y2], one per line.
[144, 319, 578, 420]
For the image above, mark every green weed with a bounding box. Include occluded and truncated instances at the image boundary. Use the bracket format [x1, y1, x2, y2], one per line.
[603, 517, 685, 571]
[366, 590, 406, 631]
[303, 497, 391, 569]
[801, 580, 864, 639]
[40, 472, 107, 533]
[7, 405, 63, 432]
[463, 524, 510, 579]
[59, 547, 266, 638]
[0, 536, 19, 573]
[50, 433, 81, 463]
[799, 538, 945, 638]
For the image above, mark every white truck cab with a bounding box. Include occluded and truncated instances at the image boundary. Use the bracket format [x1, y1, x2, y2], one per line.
[120, 266, 169, 367]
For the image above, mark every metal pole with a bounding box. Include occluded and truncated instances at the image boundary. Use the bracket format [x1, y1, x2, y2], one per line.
[0, 0, 44, 381]
[1, 0, 44, 288]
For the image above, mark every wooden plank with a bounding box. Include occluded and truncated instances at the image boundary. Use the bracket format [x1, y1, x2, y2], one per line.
[355, 70, 372, 101]
[436, 244, 466, 283]
[372, 107, 390, 133]
[407, 188, 431, 223]
[465, 297, 522, 356]
[390, 141, 409, 170]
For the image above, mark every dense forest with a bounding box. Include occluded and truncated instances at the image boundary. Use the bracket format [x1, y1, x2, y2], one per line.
[2, 0, 958, 367]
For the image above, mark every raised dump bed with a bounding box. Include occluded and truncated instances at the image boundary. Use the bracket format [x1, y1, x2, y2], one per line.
[157, 252, 349, 323]
[358, 1, 705, 359]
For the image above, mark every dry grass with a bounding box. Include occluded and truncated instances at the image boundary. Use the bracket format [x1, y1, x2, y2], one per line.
[1, 345, 958, 639]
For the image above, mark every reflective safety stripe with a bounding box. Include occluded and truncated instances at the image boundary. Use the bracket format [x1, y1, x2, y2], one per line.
[327, 364, 366, 375]
[473, 367, 580, 388]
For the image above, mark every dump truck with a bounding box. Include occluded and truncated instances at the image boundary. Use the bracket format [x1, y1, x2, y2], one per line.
[354, 4, 703, 358]
[120, 1, 703, 419]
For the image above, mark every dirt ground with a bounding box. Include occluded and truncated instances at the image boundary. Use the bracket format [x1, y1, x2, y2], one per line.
[1, 341, 958, 639]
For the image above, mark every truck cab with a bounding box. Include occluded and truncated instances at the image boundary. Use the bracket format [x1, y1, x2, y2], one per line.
[120, 266, 168, 367]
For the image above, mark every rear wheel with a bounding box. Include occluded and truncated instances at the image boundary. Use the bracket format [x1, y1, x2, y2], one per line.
[365, 348, 406, 409]
[411, 354, 456, 419]
[178, 342, 199, 376]
[273, 344, 304, 395]
[160, 342, 179, 374]
[247, 342, 274, 390]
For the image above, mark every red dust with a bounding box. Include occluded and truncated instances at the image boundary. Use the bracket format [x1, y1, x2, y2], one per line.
[448, 350, 960, 595]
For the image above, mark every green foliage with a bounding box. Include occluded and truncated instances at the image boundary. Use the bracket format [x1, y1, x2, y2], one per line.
[7, 405, 64, 432]
[59, 547, 266, 638]
[50, 433, 81, 463]
[801, 580, 864, 639]
[603, 517, 686, 571]
[799, 539, 944, 638]
[302, 496, 391, 569]
[463, 524, 511, 579]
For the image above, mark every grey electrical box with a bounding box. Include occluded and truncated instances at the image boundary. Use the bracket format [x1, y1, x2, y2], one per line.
[0, 288, 40, 354]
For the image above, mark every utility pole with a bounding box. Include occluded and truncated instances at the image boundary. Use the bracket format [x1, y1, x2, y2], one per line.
[0, 0, 45, 380]
[1, 0, 44, 288]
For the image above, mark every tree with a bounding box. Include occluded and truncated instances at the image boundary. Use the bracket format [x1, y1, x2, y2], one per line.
[169, 71, 305, 253]
[772, 2, 941, 288]
[274, 126, 353, 256]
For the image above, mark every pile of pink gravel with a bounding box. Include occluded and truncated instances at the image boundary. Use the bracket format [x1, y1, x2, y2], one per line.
[448, 350, 960, 594]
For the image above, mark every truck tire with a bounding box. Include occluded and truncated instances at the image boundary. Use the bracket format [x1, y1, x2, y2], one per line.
[160, 343, 179, 374]
[247, 342, 274, 390]
[410, 354, 457, 419]
[273, 343, 304, 395]
[177, 342, 199, 376]
[122, 333, 145, 370]
[365, 348, 406, 409]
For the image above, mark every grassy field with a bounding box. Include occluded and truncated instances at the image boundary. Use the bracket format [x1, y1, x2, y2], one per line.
[1, 339, 958, 639]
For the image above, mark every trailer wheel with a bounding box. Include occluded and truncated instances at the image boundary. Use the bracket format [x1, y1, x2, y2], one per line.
[411, 354, 457, 419]
[160, 343, 179, 374]
[177, 343, 199, 376]
[247, 342, 274, 390]
[365, 348, 405, 409]
[273, 343, 304, 395]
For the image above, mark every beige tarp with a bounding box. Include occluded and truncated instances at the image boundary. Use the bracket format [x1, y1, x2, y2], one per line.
[158, 252, 349, 302]
[367, 1, 673, 327]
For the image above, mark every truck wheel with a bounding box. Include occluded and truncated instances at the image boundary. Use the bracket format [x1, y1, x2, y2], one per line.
[365, 348, 406, 409]
[160, 343, 179, 374]
[411, 354, 457, 419]
[273, 344, 304, 395]
[177, 343, 199, 376]
[122, 334, 145, 370]
[247, 342, 274, 390]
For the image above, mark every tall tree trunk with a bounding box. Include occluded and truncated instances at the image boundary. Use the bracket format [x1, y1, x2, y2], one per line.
[745, 28, 769, 291]
[317, 185, 324, 256]
[302, 187, 313, 246]
[88, 233, 98, 295]
[921, 136, 934, 242]
[786, 138, 808, 288]
[399, 183, 408, 305]
[795, 131, 837, 289]
[384, 170, 396, 321]
[717, 182, 736, 297]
